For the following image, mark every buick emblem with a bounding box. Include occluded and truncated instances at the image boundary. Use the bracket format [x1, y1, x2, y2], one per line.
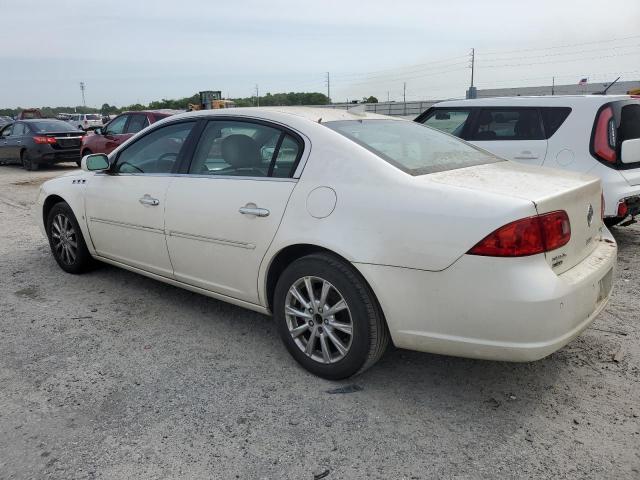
[587, 203, 594, 227]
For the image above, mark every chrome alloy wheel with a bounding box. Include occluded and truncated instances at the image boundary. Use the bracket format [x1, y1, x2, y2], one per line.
[51, 213, 78, 265]
[285, 276, 353, 364]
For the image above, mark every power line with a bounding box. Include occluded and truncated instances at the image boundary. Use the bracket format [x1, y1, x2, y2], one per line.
[480, 33, 640, 56]
[477, 42, 640, 63]
[478, 49, 640, 68]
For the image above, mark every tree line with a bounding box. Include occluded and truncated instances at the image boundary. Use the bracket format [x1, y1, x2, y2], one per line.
[0, 91, 380, 118]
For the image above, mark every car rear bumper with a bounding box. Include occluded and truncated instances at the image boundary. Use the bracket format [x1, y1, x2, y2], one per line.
[355, 228, 617, 361]
[33, 148, 82, 164]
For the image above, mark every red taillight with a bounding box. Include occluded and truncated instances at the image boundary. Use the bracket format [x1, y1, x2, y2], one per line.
[593, 106, 617, 163]
[33, 136, 56, 144]
[617, 201, 628, 218]
[468, 211, 571, 257]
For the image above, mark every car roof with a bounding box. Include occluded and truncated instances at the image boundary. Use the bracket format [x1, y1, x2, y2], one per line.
[168, 106, 398, 124]
[434, 95, 635, 108]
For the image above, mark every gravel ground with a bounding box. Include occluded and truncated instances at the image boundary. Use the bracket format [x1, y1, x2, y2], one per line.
[0, 164, 639, 480]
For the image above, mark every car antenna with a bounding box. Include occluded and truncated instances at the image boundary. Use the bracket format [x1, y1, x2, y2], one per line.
[594, 76, 621, 95]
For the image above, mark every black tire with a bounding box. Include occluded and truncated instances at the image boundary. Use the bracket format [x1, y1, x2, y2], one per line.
[274, 253, 389, 379]
[46, 202, 93, 274]
[604, 217, 623, 228]
[21, 150, 39, 171]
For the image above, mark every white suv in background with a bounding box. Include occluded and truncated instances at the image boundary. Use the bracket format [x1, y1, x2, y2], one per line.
[67, 113, 103, 131]
[416, 95, 640, 226]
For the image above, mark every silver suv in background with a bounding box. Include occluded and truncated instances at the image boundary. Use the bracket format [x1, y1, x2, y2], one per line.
[67, 113, 103, 131]
[416, 95, 640, 226]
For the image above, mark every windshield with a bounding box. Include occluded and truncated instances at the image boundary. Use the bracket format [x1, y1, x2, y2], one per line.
[325, 119, 501, 175]
[30, 120, 80, 133]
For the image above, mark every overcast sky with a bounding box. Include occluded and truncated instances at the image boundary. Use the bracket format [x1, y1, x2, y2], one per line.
[1, 0, 639, 108]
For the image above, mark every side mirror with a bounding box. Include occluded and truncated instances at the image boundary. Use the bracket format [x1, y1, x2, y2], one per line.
[81, 153, 110, 172]
[621, 138, 640, 164]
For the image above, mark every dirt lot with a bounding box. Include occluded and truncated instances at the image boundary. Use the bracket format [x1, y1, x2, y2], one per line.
[0, 164, 639, 479]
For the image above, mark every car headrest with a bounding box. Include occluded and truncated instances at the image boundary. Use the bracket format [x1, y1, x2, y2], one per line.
[221, 134, 261, 168]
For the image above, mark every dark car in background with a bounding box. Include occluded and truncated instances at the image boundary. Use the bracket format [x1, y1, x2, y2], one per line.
[0, 119, 85, 170]
[80, 110, 173, 157]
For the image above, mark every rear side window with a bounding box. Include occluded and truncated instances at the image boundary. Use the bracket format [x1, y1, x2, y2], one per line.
[421, 109, 471, 137]
[125, 114, 148, 134]
[469, 109, 544, 141]
[541, 107, 571, 138]
[620, 104, 640, 142]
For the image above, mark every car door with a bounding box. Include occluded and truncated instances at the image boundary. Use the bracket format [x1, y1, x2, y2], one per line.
[100, 114, 130, 154]
[2, 122, 27, 162]
[466, 108, 547, 165]
[0, 124, 14, 162]
[164, 118, 304, 304]
[84, 120, 197, 276]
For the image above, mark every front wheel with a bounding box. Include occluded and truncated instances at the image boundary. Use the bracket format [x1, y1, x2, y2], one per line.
[274, 253, 389, 379]
[46, 202, 93, 273]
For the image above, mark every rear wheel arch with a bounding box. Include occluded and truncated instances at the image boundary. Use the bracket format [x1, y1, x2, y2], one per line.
[264, 244, 383, 317]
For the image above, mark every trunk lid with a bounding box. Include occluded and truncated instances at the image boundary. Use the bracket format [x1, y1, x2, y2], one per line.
[428, 161, 603, 273]
[42, 131, 85, 150]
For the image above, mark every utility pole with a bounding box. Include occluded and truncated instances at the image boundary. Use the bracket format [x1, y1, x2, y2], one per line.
[79, 81, 86, 108]
[403, 82, 407, 115]
[387, 91, 390, 102]
[255, 84, 259, 107]
[552, 76, 555, 96]
[325, 72, 331, 103]
[470, 48, 475, 88]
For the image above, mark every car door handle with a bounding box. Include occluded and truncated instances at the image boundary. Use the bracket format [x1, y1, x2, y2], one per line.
[514, 151, 539, 160]
[139, 194, 159, 206]
[239, 205, 270, 217]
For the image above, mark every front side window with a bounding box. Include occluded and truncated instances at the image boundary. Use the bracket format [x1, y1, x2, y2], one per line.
[115, 121, 195, 174]
[421, 109, 471, 137]
[0, 125, 12, 137]
[188, 120, 301, 177]
[105, 115, 128, 135]
[326, 119, 500, 175]
[11, 123, 26, 136]
[469, 109, 543, 140]
[125, 114, 148, 134]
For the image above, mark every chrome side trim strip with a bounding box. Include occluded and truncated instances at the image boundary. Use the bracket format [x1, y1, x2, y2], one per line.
[168, 230, 255, 249]
[89, 217, 164, 235]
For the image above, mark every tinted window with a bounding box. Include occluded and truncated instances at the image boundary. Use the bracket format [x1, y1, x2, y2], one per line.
[469, 109, 543, 140]
[105, 115, 128, 135]
[541, 107, 571, 138]
[326, 119, 500, 175]
[188, 120, 287, 177]
[115, 121, 195, 174]
[0, 125, 12, 137]
[29, 120, 78, 132]
[86, 114, 101, 120]
[271, 135, 301, 178]
[125, 114, 148, 134]
[421, 109, 471, 137]
[12, 123, 26, 136]
[620, 104, 640, 142]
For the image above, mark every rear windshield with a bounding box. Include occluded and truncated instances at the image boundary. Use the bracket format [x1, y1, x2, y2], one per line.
[30, 120, 79, 133]
[325, 119, 500, 175]
[86, 114, 101, 120]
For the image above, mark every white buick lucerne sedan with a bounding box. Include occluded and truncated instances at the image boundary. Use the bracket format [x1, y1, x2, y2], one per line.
[36, 107, 617, 379]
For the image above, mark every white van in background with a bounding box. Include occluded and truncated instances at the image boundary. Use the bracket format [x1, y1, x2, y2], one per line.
[416, 95, 640, 226]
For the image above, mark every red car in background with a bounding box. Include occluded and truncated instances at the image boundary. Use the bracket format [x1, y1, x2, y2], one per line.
[80, 111, 173, 157]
